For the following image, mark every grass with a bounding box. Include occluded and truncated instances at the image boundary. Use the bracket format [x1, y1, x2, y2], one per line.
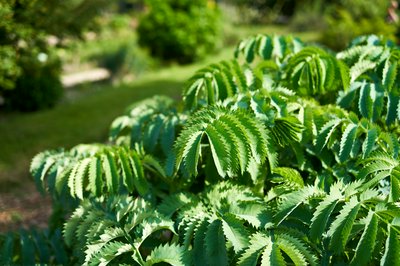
[0, 24, 320, 192]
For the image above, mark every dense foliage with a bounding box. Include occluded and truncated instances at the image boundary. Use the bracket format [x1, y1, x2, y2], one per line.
[321, 0, 397, 50]
[2, 34, 400, 265]
[137, 0, 221, 63]
[0, 0, 110, 111]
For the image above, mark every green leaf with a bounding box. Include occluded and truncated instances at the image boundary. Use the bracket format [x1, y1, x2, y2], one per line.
[278, 233, 318, 266]
[118, 149, 134, 192]
[358, 82, 374, 119]
[55, 165, 72, 195]
[193, 219, 209, 266]
[389, 174, 400, 202]
[328, 196, 360, 254]
[381, 225, 400, 266]
[221, 213, 249, 253]
[67, 163, 80, 198]
[362, 127, 378, 158]
[261, 241, 285, 266]
[275, 186, 320, 225]
[244, 38, 256, 63]
[350, 211, 378, 266]
[90, 241, 133, 266]
[386, 93, 399, 125]
[310, 188, 342, 241]
[0, 233, 14, 265]
[20, 231, 36, 266]
[238, 232, 269, 266]
[158, 193, 193, 218]
[74, 158, 91, 199]
[205, 219, 228, 266]
[143, 115, 164, 153]
[230, 202, 272, 229]
[129, 151, 148, 196]
[382, 59, 397, 91]
[143, 154, 166, 178]
[103, 151, 119, 194]
[277, 235, 307, 266]
[315, 118, 342, 152]
[182, 131, 203, 175]
[220, 114, 251, 174]
[339, 123, 358, 162]
[350, 60, 376, 83]
[235, 111, 269, 164]
[88, 157, 102, 196]
[206, 124, 230, 177]
[181, 215, 202, 249]
[161, 116, 177, 155]
[272, 167, 304, 188]
[145, 243, 190, 266]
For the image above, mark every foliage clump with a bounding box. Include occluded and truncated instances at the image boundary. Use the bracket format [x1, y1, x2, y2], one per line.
[2, 34, 400, 265]
[321, 0, 397, 50]
[0, 0, 110, 111]
[137, 0, 221, 63]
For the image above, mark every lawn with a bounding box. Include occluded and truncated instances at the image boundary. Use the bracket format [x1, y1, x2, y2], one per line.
[0, 25, 319, 192]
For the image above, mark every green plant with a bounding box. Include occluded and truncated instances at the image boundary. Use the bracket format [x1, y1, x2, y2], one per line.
[2, 34, 400, 265]
[137, 0, 221, 63]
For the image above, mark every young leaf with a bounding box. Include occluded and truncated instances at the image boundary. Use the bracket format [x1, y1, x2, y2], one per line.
[339, 123, 358, 162]
[205, 219, 228, 266]
[328, 196, 360, 254]
[381, 225, 400, 266]
[221, 213, 249, 253]
[310, 188, 342, 241]
[350, 211, 378, 266]
[145, 243, 190, 266]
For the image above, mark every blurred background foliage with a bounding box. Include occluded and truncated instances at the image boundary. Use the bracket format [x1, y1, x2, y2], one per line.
[0, 0, 398, 111]
[0, 0, 111, 111]
[137, 0, 221, 63]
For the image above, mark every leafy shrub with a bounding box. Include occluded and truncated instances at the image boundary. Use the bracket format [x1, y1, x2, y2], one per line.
[321, 1, 396, 50]
[3, 49, 63, 111]
[137, 0, 221, 63]
[0, 0, 110, 111]
[2, 34, 400, 265]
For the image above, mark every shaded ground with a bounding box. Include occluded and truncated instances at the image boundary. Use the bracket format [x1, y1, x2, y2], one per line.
[0, 183, 51, 233]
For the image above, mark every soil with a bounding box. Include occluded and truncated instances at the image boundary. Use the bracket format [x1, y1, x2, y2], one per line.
[0, 183, 52, 233]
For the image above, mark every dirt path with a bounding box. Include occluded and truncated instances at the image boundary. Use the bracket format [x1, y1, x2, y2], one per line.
[0, 184, 51, 233]
[62, 68, 110, 87]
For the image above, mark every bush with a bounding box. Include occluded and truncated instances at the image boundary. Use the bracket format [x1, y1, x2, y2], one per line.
[137, 0, 221, 63]
[2, 34, 400, 265]
[321, 1, 396, 50]
[0, 0, 110, 111]
[3, 50, 63, 111]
